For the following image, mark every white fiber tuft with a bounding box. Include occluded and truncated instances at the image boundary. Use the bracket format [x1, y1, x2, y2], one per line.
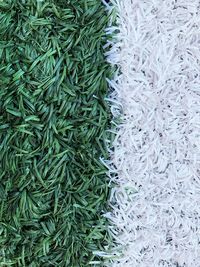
[106, 0, 200, 266]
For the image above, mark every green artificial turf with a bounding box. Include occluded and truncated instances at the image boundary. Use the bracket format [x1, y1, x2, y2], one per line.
[0, 1, 112, 266]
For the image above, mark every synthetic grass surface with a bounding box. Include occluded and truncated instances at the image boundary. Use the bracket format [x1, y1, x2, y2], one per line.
[0, 1, 112, 266]
[105, 1, 200, 266]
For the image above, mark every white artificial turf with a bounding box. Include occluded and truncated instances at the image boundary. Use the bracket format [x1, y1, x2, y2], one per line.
[105, 0, 200, 266]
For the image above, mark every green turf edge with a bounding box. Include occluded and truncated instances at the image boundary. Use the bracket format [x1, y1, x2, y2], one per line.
[0, 1, 114, 266]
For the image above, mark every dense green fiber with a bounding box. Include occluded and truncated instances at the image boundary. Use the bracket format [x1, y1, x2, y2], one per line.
[0, 1, 112, 266]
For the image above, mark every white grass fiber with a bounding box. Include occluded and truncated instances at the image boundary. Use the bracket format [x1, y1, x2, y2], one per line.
[105, 0, 200, 266]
